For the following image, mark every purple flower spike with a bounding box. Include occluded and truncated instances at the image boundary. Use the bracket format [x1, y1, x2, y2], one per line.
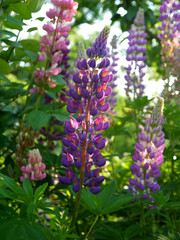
[129, 97, 165, 208]
[124, 8, 147, 98]
[60, 26, 112, 194]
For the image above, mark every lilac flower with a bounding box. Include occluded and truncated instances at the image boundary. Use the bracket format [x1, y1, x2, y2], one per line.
[129, 97, 165, 208]
[124, 8, 147, 98]
[30, 0, 78, 94]
[59, 26, 112, 194]
[158, 0, 180, 103]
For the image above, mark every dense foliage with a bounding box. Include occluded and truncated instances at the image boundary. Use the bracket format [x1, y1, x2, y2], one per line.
[0, 0, 180, 239]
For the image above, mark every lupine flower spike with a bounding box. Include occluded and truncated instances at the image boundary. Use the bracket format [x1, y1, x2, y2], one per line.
[107, 35, 119, 116]
[129, 97, 165, 208]
[124, 8, 147, 99]
[20, 149, 46, 182]
[158, 0, 180, 103]
[30, 0, 78, 94]
[59, 26, 113, 194]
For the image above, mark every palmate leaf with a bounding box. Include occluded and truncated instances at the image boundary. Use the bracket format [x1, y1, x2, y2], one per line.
[0, 217, 48, 240]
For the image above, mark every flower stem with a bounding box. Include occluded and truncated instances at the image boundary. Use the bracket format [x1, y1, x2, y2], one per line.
[140, 201, 144, 231]
[35, 94, 41, 110]
[70, 77, 94, 228]
[84, 215, 99, 240]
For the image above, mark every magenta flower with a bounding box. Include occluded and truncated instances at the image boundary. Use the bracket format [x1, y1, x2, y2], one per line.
[124, 8, 147, 98]
[129, 97, 165, 207]
[59, 26, 112, 194]
[20, 149, 46, 181]
[30, 0, 78, 94]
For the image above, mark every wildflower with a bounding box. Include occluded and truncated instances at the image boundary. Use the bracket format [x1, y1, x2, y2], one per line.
[124, 8, 147, 98]
[129, 97, 165, 207]
[59, 26, 112, 194]
[20, 149, 46, 181]
[30, 0, 78, 94]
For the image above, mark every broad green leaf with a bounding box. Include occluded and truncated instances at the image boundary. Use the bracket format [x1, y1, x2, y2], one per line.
[34, 183, 48, 202]
[0, 58, 11, 74]
[23, 178, 33, 199]
[27, 110, 51, 129]
[27, 0, 45, 12]
[10, 3, 31, 19]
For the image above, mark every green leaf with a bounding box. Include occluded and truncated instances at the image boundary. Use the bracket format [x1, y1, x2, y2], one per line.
[0, 30, 17, 38]
[52, 75, 66, 86]
[27, 202, 35, 220]
[27, 0, 45, 12]
[34, 183, 48, 202]
[27, 27, 38, 32]
[101, 194, 137, 214]
[0, 217, 47, 240]
[0, 58, 11, 74]
[0, 188, 18, 200]
[0, 174, 25, 196]
[23, 178, 33, 199]
[0, 73, 10, 82]
[51, 107, 70, 122]
[24, 50, 38, 62]
[10, 3, 31, 19]
[99, 181, 115, 208]
[4, 15, 25, 26]
[27, 110, 51, 129]
[80, 188, 97, 213]
[2, 39, 22, 48]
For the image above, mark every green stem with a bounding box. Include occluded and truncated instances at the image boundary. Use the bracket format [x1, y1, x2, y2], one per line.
[140, 201, 144, 230]
[84, 215, 99, 240]
[35, 94, 41, 110]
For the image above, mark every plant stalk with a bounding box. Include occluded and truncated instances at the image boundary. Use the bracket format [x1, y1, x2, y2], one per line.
[84, 215, 99, 240]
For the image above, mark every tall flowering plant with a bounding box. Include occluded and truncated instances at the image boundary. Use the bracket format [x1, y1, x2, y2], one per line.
[30, 0, 78, 94]
[129, 97, 165, 208]
[124, 8, 147, 99]
[59, 26, 113, 225]
[158, 0, 180, 103]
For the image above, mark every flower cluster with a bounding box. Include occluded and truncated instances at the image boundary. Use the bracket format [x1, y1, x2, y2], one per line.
[129, 97, 165, 208]
[158, 0, 180, 103]
[20, 149, 46, 182]
[16, 126, 39, 165]
[107, 35, 119, 116]
[124, 8, 147, 98]
[59, 26, 113, 194]
[30, 0, 78, 94]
